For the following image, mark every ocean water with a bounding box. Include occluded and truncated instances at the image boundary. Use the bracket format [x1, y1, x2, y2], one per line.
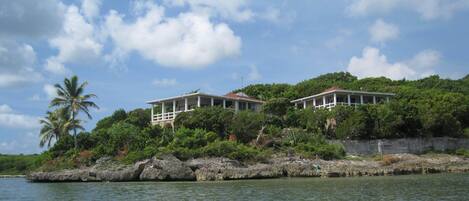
[1, 173, 468, 201]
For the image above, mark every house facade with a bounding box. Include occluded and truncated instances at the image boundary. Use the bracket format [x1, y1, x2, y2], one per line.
[147, 92, 264, 126]
[291, 87, 395, 110]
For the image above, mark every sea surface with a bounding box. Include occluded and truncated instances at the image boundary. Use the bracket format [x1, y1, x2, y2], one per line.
[1, 173, 468, 201]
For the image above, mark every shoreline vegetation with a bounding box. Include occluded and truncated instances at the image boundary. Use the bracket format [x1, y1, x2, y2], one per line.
[3, 72, 468, 182]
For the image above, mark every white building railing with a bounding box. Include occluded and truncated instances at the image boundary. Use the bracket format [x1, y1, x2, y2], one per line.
[313, 102, 362, 109]
[152, 109, 194, 122]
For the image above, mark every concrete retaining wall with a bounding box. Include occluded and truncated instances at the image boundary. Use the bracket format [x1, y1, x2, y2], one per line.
[330, 137, 469, 155]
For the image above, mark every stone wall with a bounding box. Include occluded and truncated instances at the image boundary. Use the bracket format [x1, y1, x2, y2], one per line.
[330, 137, 469, 155]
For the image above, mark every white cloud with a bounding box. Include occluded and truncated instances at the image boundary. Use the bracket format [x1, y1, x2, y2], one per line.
[408, 49, 441, 69]
[0, 132, 44, 154]
[105, 2, 241, 69]
[347, 47, 440, 80]
[0, 0, 64, 38]
[347, 0, 469, 20]
[369, 19, 399, 43]
[0, 104, 40, 129]
[165, 0, 254, 22]
[0, 41, 42, 87]
[45, 3, 103, 74]
[43, 84, 58, 99]
[81, 0, 102, 20]
[44, 58, 68, 75]
[0, 105, 13, 113]
[248, 65, 261, 81]
[152, 78, 178, 87]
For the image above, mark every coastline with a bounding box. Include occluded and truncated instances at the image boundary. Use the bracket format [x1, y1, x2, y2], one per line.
[27, 153, 469, 182]
[0, 175, 25, 178]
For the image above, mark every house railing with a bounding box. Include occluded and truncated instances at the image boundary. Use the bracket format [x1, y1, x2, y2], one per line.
[313, 102, 362, 109]
[152, 109, 194, 122]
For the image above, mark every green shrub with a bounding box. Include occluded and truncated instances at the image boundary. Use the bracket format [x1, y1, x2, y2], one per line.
[174, 107, 234, 137]
[463, 128, 469, 138]
[295, 143, 345, 160]
[229, 111, 265, 143]
[455, 148, 469, 157]
[170, 128, 218, 149]
[262, 98, 292, 116]
[264, 125, 282, 138]
[201, 140, 265, 161]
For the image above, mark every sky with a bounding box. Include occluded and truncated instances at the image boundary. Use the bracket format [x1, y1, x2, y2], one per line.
[1, 0, 469, 154]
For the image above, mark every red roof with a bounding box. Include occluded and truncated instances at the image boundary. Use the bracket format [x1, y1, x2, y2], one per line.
[224, 92, 263, 103]
[323, 86, 343, 93]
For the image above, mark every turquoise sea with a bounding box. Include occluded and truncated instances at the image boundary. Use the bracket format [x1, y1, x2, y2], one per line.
[1, 173, 468, 201]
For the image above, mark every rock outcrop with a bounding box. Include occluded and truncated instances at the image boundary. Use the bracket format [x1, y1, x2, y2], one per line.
[27, 154, 469, 182]
[186, 157, 282, 181]
[140, 155, 195, 181]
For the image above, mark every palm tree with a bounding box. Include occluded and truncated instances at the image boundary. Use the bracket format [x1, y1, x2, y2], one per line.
[50, 76, 99, 148]
[39, 109, 84, 148]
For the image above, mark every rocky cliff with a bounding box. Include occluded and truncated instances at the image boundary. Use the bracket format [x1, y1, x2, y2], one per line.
[27, 154, 469, 182]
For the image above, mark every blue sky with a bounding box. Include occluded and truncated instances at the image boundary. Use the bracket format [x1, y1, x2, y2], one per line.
[1, 0, 469, 154]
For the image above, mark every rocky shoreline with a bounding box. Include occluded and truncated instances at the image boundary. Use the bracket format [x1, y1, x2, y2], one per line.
[27, 154, 469, 182]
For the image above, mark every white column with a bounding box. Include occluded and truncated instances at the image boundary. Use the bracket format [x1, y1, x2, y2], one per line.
[223, 99, 226, 108]
[347, 94, 351, 106]
[184, 98, 188, 111]
[294, 103, 298, 109]
[197, 96, 201, 107]
[151, 104, 154, 122]
[360, 95, 364, 104]
[161, 102, 165, 119]
[333, 93, 337, 106]
[211, 98, 214, 106]
[313, 98, 316, 108]
[303, 101, 306, 109]
[373, 96, 376, 104]
[322, 96, 326, 107]
[386, 96, 390, 102]
[235, 101, 239, 112]
[172, 100, 176, 118]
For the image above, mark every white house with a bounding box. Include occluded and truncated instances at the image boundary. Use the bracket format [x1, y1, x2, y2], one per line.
[291, 87, 395, 110]
[147, 92, 264, 126]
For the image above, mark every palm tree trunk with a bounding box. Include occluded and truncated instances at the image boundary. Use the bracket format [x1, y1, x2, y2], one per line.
[72, 110, 77, 149]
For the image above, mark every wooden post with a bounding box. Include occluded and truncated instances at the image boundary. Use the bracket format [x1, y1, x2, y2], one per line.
[184, 98, 188, 111]
[347, 94, 351, 106]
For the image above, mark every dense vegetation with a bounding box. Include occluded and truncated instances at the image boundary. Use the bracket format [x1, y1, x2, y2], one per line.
[0, 154, 40, 175]
[7, 72, 468, 172]
[238, 72, 469, 139]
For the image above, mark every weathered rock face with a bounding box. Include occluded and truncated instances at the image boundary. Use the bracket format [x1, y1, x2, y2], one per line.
[27, 154, 469, 182]
[140, 155, 195, 181]
[27, 158, 149, 182]
[186, 157, 282, 181]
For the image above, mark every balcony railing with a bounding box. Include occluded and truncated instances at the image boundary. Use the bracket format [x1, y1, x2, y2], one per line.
[313, 102, 362, 109]
[152, 109, 194, 122]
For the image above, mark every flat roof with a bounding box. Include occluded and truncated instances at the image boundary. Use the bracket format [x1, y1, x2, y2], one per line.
[147, 92, 264, 104]
[291, 89, 395, 103]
